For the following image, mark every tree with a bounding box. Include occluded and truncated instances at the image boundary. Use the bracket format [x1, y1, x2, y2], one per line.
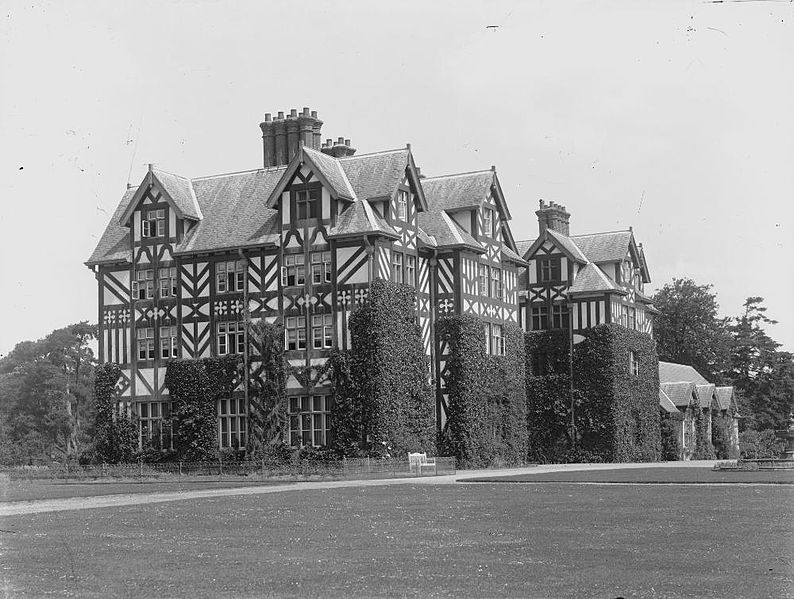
[0, 323, 97, 463]
[651, 279, 731, 382]
[728, 298, 793, 430]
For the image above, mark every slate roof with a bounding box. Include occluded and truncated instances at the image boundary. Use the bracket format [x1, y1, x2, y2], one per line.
[339, 148, 410, 202]
[176, 169, 284, 254]
[659, 388, 679, 414]
[660, 381, 696, 408]
[658, 361, 710, 385]
[421, 170, 494, 212]
[694, 384, 716, 409]
[85, 188, 137, 265]
[155, 169, 203, 221]
[327, 200, 397, 240]
[547, 229, 589, 263]
[303, 147, 356, 201]
[501, 243, 527, 265]
[416, 211, 483, 252]
[568, 263, 624, 295]
[715, 387, 735, 412]
[570, 230, 633, 263]
[515, 239, 536, 259]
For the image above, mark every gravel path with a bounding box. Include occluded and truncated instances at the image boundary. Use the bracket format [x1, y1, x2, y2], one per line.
[0, 460, 722, 517]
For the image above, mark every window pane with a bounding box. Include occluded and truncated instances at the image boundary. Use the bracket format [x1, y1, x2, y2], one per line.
[313, 395, 323, 412]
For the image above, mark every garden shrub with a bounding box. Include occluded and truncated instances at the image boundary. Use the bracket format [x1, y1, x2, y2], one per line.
[437, 315, 527, 468]
[692, 407, 716, 460]
[660, 411, 682, 461]
[739, 429, 785, 459]
[711, 409, 737, 459]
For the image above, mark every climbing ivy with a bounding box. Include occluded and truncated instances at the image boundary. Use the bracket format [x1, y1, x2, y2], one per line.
[93, 362, 137, 463]
[711, 408, 737, 459]
[437, 315, 527, 467]
[339, 279, 435, 457]
[660, 410, 683, 461]
[164, 359, 218, 461]
[247, 320, 289, 456]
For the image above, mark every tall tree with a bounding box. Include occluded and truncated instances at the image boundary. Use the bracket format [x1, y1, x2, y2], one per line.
[0, 323, 97, 463]
[651, 279, 732, 381]
[728, 298, 792, 430]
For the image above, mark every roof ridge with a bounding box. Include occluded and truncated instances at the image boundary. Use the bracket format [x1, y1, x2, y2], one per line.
[152, 167, 191, 180]
[570, 229, 632, 238]
[192, 166, 285, 181]
[422, 169, 493, 181]
[337, 147, 408, 160]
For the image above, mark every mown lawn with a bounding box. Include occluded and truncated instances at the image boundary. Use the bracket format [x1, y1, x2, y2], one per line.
[466, 466, 794, 485]
[2, 481, 792, 598]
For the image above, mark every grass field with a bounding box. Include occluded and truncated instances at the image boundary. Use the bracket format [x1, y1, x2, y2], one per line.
[2, 476, 792, 598]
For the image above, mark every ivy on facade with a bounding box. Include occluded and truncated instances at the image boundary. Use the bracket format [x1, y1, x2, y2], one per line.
[247, 320, 288, 456]
[437, 315, 527, 468]
[93, 362, 137, 463]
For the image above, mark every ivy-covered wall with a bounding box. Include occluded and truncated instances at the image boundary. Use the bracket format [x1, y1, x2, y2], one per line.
[330, 279, 435, 457]
[526, 323, 661, 463]
[437, 315, 527, 467]
[93, 362, 137, 463]
[660, 410, 683, 461]
[247, 321, 288, 456]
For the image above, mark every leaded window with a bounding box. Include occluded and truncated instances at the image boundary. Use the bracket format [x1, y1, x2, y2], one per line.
[285, 316, 307, 351]
[282, 254, 306, 287]
[217, 321, 245, 355]
[289, 395, 330, 447]
[216, 260, 245, 293]
[218, 397, 246, 450]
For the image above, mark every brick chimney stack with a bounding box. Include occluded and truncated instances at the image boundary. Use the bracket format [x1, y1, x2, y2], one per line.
[260, 107, 324, 167]
[321, 136, 356, 158]
[536, 200, 571, 236]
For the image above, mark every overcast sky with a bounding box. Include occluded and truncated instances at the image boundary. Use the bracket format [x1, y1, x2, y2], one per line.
[1, 0, 792, 356]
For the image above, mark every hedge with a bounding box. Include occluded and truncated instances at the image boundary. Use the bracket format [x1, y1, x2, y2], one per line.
[437, 315, 527, 468]
[93, 362, 137, 463]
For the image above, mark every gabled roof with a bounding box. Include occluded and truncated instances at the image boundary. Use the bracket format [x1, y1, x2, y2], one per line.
[501, 243, 528, 266]
[659, 388, 679, 414]
[521, 229, 588, 266]
[267, 146, 356, 207]
[568, 263, 625, 296]
[421, 168, 510, 219]
[327, 200, 398, 240]
[658, 361, 710, 385]
[338, 147, 425, 207]
[416, 211, 483, 252]
[694, 384, 716, 409]
[570, 230, 633, 263]
[119, 168, 203, 226]
[660, 381, 696, 408]
[85, 188, 137, 266]
[515, 239, 536, 259]
[175, 169, 284, 254]
[715, 387, 736, 412]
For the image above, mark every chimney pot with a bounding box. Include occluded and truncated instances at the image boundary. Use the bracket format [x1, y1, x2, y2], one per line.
[264, 113, 272, 122]
[277, 111, 284, 119]
[303, 107, 310, 116]
[344, 139, 351, 146]
[311, 110, 317, 118]
[290, 108, 297, 117]
[326, 138, 333, 146]
[337, 136, 344, 145]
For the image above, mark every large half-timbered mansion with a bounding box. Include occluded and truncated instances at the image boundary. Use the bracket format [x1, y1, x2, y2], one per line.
[86, 107, 659, 450]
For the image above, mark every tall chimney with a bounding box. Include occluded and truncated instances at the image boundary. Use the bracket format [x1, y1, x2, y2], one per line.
[260, 107, 324, 167]
[536, 200, 571, 236]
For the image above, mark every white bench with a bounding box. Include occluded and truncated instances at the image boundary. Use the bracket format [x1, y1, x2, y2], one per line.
[408, 452, 437, 476]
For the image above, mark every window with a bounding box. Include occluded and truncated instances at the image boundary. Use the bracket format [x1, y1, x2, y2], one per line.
[397, 190, 408, 220]
[218, 397, 246, 450]
[285, 316, 307, 351]
[627, 307, 637, 331]
[491, 324, 504, 356]
[216, 260, 245, 293]
[405, 255, 416, 286]
[289, 395, 330, 447]
[282, 254, 306, 287]
[491, 267, 503, 300]
[551, 304, 570, 329]
[142, 209, 166, 238]
[531, 305, 549, 331]
[217, 321, 245, 355]
[478, 264, 489, 297]
[482, 209, 492, 238]
[160, 326, 178, 359]
[139, 401, 171, 450]
[484, 323, 491, 354]
[391, 251, 403, 284]
[296, 188, 321, 220]
[629, 351, 639, 376]
[312, 314, 334, 349]
[491, 212, 498, 237]
[540, 258, 561, 282]
[137, 327, 155, 361]
[158, 267, 178, 298]
[311, 251, 332, 284]
[133, 269, 154, 300]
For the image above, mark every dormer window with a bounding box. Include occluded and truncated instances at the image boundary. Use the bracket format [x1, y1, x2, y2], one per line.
[397, 191, 408, 221]
[142, 209, 166, 238]
[296, 189, 320, 220]
[540, 258, 561, 282]
[482, 209, 492, 238]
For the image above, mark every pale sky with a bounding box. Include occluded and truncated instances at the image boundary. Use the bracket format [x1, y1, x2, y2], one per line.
[1, 0, 792, 356]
